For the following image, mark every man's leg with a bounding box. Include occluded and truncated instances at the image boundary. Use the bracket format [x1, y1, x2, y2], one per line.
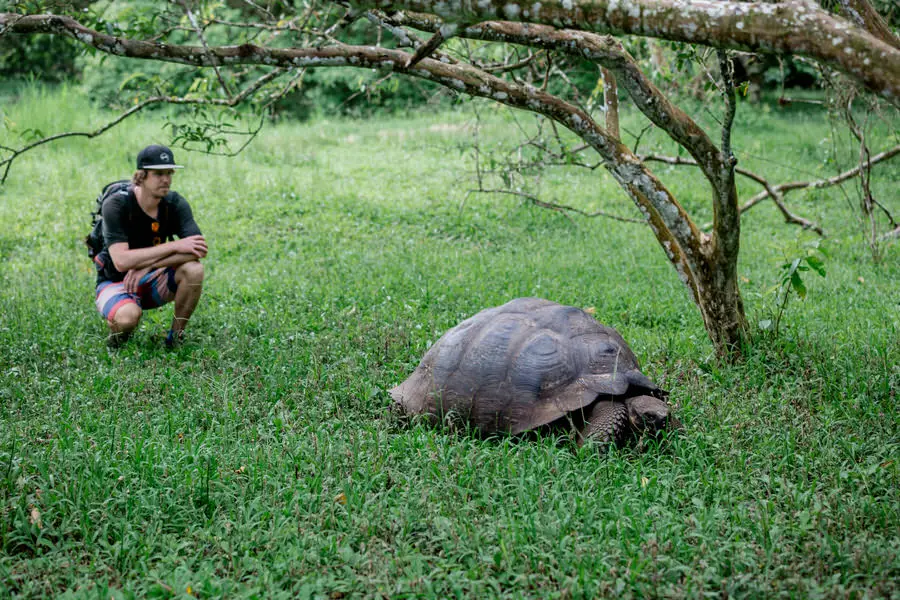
[96, 281, 142, 347]
[110, 303, 142, 337]
[170, 260, 204, 336]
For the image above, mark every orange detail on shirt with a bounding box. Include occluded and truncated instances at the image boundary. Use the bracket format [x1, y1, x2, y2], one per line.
[151, 222, 160, 232]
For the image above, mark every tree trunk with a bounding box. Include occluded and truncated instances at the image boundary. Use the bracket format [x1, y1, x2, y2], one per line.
[696, 258, 749, 355]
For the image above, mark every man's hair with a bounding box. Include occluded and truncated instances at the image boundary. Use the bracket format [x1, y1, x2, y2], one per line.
[131, 170, 148, 186]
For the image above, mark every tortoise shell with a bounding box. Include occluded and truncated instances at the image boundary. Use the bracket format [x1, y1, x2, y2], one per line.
[391, 297, 666, 435]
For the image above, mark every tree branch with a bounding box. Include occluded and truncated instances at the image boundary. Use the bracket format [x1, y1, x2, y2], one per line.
[601, 68, 619, 139]
[343, 0, 900, 105]
[640, 153, 825, 235]
[739, 143, 900, 210]
[836, 0, 900, 51]
[468, 188, 645, 224]
[376, 13, 740, 253]
[718, 50, 737, 165]
[0, 68, 285, 183]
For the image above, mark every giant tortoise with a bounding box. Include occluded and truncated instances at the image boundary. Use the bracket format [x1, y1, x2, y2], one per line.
[391, 297, 677, 446]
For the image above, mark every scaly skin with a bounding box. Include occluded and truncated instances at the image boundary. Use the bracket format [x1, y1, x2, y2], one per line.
[580, 401, 630, 446]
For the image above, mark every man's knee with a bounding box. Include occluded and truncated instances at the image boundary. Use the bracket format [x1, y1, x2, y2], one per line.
[112, 303, 142, 332]
[177, 260, 204, 286]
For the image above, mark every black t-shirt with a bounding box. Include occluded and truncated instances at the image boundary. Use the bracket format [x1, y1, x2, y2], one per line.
[96, 186, 202, 284]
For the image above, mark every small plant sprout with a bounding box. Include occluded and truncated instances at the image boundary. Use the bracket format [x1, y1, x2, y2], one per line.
[760, 240, 828, 335]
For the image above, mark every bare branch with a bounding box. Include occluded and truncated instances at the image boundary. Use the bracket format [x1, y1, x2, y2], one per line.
[0, 68, 285, 183]
[470, 188, 645, 224]
[374, 14, 748, 260]
[479, 51, 540, 73]
[602, 68, 619, 140]
[405, 25, 451, 68]
[204, 18, 300, 32]
[739, 143, 900, 209]
[364, 11, 457, 64]
[2, 100, 159, 184]
[753, 178, 825, 236]
[239, 0, 275, 21]
[628, 123, 655, 155]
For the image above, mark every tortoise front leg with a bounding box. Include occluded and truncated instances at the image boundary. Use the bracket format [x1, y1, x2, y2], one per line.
[579, 401, 629, 447]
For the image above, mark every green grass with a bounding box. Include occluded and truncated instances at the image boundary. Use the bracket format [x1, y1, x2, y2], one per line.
[1, 83, 898, 598]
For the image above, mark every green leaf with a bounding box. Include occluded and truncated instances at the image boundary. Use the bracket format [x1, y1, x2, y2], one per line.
[805, 255, 826, 277]
[790, 271, 807, 298]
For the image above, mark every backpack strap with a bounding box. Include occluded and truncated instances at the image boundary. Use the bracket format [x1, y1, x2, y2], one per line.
[125, 185, 136, 226]
[161, 192, 175, 241]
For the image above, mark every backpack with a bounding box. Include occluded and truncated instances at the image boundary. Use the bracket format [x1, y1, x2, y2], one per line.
[85, 180, 131, 262]
[84, 181, 174, 263]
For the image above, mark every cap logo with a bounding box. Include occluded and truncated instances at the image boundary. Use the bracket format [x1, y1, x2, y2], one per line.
[160, 152, 169, 161]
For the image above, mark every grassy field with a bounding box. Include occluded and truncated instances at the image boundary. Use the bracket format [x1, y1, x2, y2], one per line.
[0, 83, 898, 598]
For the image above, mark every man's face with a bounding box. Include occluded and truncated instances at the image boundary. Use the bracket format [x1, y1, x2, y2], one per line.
[144, 169, 174, 198]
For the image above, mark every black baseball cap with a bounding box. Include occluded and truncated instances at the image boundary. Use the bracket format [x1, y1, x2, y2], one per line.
[136, 145, 184, 170]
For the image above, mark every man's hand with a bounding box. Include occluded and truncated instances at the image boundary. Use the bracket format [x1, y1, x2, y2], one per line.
[124, 266, 152, 294]
[174, 235, 208, 258]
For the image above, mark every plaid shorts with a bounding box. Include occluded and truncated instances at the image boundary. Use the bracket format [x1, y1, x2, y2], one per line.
[95, 267, 178, 322]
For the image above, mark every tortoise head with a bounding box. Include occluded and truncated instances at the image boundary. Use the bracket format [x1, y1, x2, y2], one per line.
[623, 395, 679, 436]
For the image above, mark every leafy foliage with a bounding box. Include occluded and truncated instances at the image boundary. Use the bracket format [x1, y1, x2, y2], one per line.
[0, 32, 80, 81]
[70, 1, 454, 119]
[760, 241, 828, 335]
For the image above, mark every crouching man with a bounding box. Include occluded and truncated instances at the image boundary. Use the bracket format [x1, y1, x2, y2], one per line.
[94, 145, 207, 348]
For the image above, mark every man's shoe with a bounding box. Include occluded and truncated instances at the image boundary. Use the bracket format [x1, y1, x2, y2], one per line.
[165, 329, 185, 350]
[107, 331, 131, 348]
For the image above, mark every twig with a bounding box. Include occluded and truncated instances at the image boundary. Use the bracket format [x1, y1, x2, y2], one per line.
[324, 7, 360, 37]
[340, 72, 395, 107]
[470, 188, 644, 225]
[239, 0, 275, 20]
[205, 18, 299, 32]
[550, 65, 587, 113]
[628, 123, 655, 155]
[259, 68, 307, 111]
[177, 0, 232, 99]
[0, 69, 284, 183]
[478, 52, 540, 73]
[406, 27, 449, 68]
[755, 177, 825, 235]
[541, 52, 553, 91]
[366, 11, 456, 64]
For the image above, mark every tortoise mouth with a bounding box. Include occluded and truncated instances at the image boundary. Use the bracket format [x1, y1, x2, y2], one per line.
[626, 395, 673, 433]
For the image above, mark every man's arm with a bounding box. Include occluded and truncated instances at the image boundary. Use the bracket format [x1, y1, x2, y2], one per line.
[145, 251, 204, 270]
[121, 251, 206, 293]
[108, 235, 207, 272]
